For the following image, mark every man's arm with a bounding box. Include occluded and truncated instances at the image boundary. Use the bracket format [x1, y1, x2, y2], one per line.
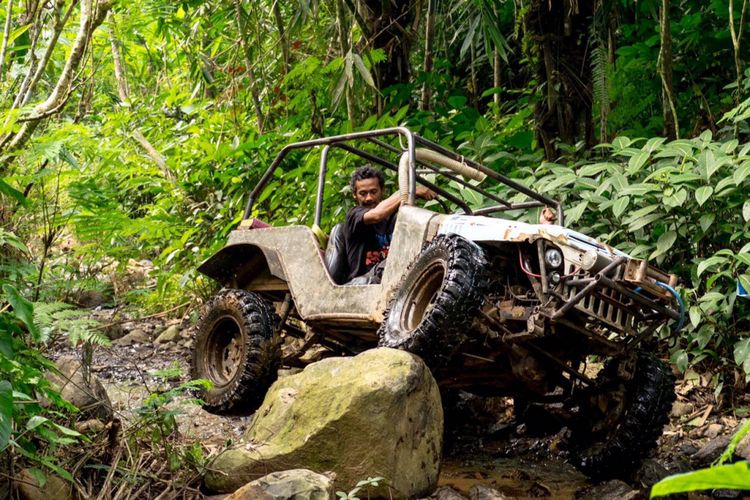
[362, 186, 437, 225]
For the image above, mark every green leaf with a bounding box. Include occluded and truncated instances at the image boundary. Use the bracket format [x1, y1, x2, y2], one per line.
[663, 188, 688, 207]
[627, 150, 650, 173]
[26, 416, 49, 431]
[612, 196, 630, 218]
[699, 213, 715, 233]
[695, 186, 713, 206]
[734, 160, 750, 185]
[739, 275, 750, 298]
[612, 136, 632, 151]
[689, 306, 702, 328]
[352, 53, 376, 89]
[0, 178, 27, 206]
[643, 137, 666, 153]
[627, 213, 663, 232]
[565, 201, 589, 224]
[697, 256, 728, 277]
[578, 162, 618, 177]
[543, 172, 577, 192]
[650, 461, 750, 498]
[52, 423, 82, 437]
[671, 350, 689, 373]
[651, 230, 677, 259]
[736, 253, 750, 267]
[744, 201, 750, 222]
[2, 285, 40, 341]
[0, 380, 11, 451]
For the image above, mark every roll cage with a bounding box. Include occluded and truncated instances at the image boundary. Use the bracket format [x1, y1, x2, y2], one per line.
[242, 127, 565, 227]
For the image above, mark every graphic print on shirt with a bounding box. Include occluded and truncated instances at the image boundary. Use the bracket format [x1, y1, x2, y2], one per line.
[365, 231, 392, 266]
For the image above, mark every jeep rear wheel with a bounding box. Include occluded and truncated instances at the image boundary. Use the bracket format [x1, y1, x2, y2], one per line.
[378, 234, 489, 366]
[570, 354, 676, 479]
[191, 289, 280, 415]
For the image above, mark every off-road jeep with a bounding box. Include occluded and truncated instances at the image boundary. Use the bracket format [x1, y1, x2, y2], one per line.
[191, 127, 684, 478]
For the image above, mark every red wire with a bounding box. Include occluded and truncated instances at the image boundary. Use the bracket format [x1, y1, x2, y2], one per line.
[518, 248, 542, 278]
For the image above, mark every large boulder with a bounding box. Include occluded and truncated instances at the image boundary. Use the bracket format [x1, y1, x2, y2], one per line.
[205, 348, 443, 498]
[47, 356, 113, 421]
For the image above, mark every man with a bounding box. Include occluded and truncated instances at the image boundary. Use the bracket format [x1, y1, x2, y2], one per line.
[344, 165, 436, 282]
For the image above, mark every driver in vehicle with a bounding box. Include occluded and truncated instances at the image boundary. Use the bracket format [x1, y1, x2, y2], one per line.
[344, 165, 436, 283]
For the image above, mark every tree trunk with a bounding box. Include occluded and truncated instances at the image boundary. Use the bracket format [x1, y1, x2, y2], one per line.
[335, 0, 355, 124]
[658, 0, 678, 140]
[357, 0, 415, 92]
[525, 0, 594, 160]
[493, 48, 501, 110]
[0, 0, 13, 75]
[420, 0, 435, 111]
[271, 0, 289, 76]
[729, 0, 747, 138]
[233, 0, 265, 132]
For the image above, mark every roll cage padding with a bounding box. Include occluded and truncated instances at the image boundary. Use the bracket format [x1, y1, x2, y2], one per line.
[325, 223, 349, 285]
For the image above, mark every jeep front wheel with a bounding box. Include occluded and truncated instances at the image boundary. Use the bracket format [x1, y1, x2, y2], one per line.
[191, 289, 280, 415]
[569, 354, 676, 479]
[378, 234, 489, 366]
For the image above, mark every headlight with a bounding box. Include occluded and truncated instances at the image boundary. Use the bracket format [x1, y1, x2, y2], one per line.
[544, 248, 563, 268]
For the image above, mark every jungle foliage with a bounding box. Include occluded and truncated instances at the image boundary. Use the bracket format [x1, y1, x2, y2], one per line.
[2, 0, 750, 488]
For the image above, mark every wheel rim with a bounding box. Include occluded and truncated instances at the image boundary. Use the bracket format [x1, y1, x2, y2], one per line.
[400, 260, 446, 332]
[205, 315, 244, 387]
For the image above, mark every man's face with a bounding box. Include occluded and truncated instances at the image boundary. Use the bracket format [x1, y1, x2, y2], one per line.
[353, 177, 383, 208]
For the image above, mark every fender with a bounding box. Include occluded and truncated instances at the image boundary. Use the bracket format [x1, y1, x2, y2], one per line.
[198, 243, 286, 289]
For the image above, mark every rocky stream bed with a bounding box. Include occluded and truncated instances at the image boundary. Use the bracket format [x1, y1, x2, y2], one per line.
[46, 309, 750, 499]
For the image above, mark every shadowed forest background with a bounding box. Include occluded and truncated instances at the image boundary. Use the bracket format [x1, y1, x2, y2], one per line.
[2, 0, 750, 495]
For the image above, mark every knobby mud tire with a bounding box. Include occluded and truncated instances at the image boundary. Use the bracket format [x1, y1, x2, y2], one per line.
[571, 355, 676, 479]
[378, 234, 489, 367]
[191, 289, 280, 415]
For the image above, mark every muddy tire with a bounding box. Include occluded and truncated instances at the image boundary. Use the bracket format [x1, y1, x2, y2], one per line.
[191, 289, 280, 415]
[570, 355, 676, 479]
[378, 234, 489, 366]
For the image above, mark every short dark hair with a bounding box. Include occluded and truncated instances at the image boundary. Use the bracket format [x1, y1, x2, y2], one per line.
[350, 165, 385, 191]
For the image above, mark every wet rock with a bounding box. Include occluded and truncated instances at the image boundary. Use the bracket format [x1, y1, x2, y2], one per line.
[103, 322, 127, 340]
[634, 458, 671, 488]
[671, 401, 694, 418]
[705, 423, 723, 439]
[74, 290, 107, 308]
[298, 345, 330, 364]
[680, 443, 699, 455]
[155, 324, 181, 344]
[692, 435, 732, 466]
[112, 258, 155, 296]
[46, 356, 113, 421]
[15, 469, 73, 500]
[226, 469, 333, 500]
[74, 418, 105, 434]
[469, 484, 509, 499]
[113, 329, 150, 346]
[712, 490, 743, 499]
[576, 479, 639, 500]
[432, 486, 468, 500]
[205, 348, 443, 498]
[735, 431, 750, 460]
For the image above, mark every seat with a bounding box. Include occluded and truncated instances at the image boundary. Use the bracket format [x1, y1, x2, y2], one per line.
[324, 223, 349, 285]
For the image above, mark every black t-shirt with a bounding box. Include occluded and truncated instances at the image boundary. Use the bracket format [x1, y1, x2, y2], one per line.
[343, 206, 396, 281]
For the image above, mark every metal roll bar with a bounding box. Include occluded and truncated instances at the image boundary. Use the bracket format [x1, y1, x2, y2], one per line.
[243, 126, 565, 227]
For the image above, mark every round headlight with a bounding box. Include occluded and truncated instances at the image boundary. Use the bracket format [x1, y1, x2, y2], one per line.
[544, 248, 563, 268]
